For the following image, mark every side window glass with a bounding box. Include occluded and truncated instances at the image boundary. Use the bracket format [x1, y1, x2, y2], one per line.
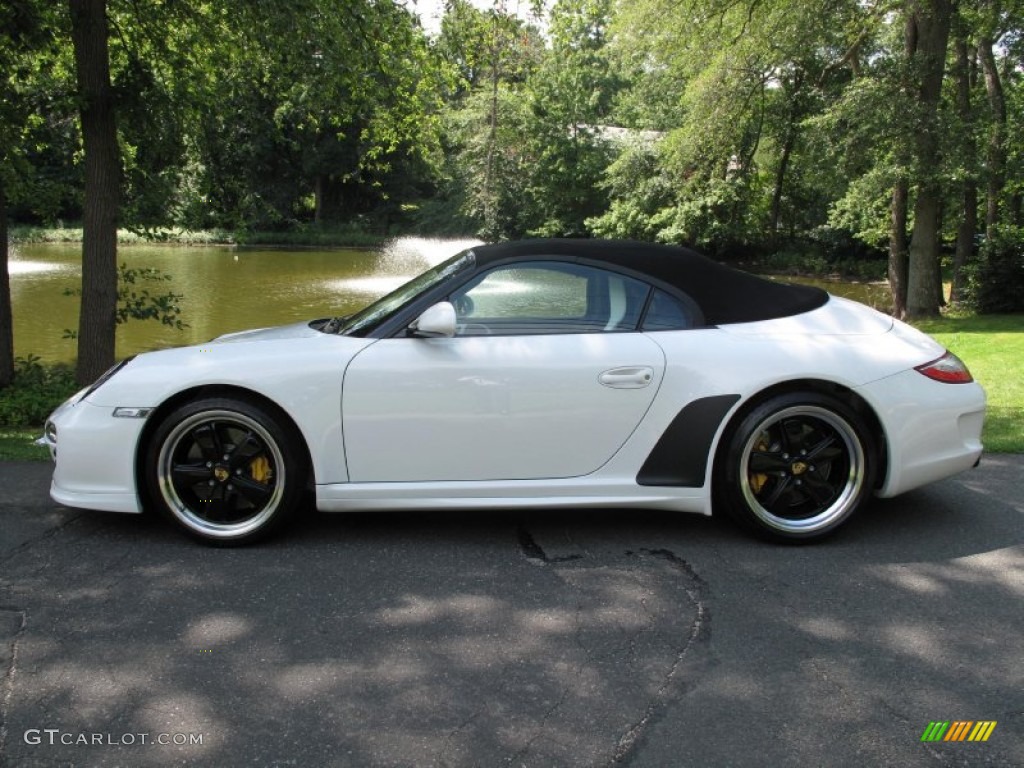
[451, 261, 650, 335]
[642, 289, 692, 331]
[461, 266, 588, 319]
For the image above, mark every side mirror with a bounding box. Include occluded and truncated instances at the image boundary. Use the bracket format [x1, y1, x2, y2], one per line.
[408, 301, 456, 338]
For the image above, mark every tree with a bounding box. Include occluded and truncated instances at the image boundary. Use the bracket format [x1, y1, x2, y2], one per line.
[949, 18, 979, 305]
[605, 0, 866, 249]
[904, 0, 953, 318]
[440, 0, 544, 237]
[522, 0, 618, 236]
[69, 0, 120, 385]
[1, 0, 57, 386]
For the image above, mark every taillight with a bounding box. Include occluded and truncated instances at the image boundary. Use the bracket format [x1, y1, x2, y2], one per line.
[915, 351, 974, 383]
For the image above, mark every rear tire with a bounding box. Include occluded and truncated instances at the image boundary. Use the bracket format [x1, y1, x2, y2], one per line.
[144, 397, 307, 545]
[716, 392, 876, 542]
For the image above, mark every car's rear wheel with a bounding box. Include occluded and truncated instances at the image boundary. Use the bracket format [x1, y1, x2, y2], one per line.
[145, 397, 306, 544]
[717, 392, 875, 542]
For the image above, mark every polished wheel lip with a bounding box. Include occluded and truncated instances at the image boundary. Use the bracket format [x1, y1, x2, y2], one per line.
[738, 405, 865, 534]
[156, 409, 285, 539]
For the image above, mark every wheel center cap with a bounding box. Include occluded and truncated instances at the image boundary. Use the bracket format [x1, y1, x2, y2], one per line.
[790, 461, 808, 476]
[213, 465, 230, 483]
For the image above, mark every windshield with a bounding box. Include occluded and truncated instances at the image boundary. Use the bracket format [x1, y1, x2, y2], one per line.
[339, 250, 476, 336]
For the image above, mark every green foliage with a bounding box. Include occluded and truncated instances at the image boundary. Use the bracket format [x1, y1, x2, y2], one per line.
[522, 0, 618, 237]
[115, 265, 187, 330]
[967, 227, 1024, 314]
[63, 263, 187, 339]
[438, 1, 547, 239]
[4, 0, 1024, 310]
[756, 238, 887, 281]
[587, 140, 673, 241]
[0, 355, 77, 427]
[0, 0, 78, 224]
[827, 167, 897, 248]
[449, 87, 536, 239]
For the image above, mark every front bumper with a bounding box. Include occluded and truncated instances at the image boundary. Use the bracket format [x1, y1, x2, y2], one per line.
[45, 398, 146, 514]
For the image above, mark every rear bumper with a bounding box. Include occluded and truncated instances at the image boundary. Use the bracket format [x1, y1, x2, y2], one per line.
[857, 371, 985, 498]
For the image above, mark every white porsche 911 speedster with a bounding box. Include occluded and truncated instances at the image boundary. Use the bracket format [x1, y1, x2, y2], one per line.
[41, 239, 986, 544]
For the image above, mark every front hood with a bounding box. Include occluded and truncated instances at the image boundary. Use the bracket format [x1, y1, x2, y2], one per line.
[83, 326, 375, 408]
[212, 321, 322, 344]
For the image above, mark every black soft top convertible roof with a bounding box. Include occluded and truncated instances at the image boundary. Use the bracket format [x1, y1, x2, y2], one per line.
[471, 239, 829, 325]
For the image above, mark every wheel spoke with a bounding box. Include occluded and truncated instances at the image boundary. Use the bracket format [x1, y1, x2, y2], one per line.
[748, 451, 788, 473]
[228, 431, 264, 468]
[802, 474, 836, 507]
[172, 461, 212, 486]
[220, 484, 242, 514]
[191, 422, 224, 462]
[806, 434, 841, 462]
[232, 475, 273, 507]
[761, 475, 793, 510]
[776, 419, 797, 453]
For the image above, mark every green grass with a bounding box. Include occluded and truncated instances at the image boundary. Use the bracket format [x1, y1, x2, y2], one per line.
[0, 428, 51, 461]
[912, 314, 1023, 453]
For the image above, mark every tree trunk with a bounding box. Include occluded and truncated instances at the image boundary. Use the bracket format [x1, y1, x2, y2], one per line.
[888, 12, 918, 319]
[978, 36, 1005, 236]
[951, 35, 976, 305]
[770, 72, 804, 236]
[484, 34, 500, 237]
[314, 174, 324, 224]
[769, 130, 795, 235]
[889, 179, 909, 318]
[905, 0, 953, 318]
[0, 181, 14, 387]
[70, 0, 120, 385]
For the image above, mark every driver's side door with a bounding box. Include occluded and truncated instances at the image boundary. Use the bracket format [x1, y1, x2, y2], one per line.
[341, 261, 666, 483]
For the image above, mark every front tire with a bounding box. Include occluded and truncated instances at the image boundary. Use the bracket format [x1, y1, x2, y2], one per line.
[144, 397, 307, 544]
[716, 392, 876, 542]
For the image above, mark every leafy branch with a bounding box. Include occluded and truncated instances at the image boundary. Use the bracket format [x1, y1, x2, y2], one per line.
[63, 263, 188, 340]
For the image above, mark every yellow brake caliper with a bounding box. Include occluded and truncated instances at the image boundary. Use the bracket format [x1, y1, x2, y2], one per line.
[249, 455, 273, 484]
[749, 434, 769, 495]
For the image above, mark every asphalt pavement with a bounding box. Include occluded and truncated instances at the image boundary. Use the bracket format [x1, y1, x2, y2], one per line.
[0, 456, 1021, 767]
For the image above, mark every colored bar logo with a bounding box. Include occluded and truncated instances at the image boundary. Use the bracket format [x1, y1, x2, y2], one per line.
[920, 721, 997, 742]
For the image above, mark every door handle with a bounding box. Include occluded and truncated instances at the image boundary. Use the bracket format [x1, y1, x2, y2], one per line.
[599, 366, 655, 389]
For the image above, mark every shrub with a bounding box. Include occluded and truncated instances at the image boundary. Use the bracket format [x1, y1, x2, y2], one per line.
[969, 227, 1024, 314]
[0, 356, 79, 427]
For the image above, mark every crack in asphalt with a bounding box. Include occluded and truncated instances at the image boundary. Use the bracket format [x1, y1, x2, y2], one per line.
[0, 606, 28, 763]
[514, 524, 711, 767]
[0, 510, 86, 567]
[516, 524, 583, 565]
[606, 549, 709, 767]
[508, 680, 574, 765]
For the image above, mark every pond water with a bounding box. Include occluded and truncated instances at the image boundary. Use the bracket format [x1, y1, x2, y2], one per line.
[9, 237, 892, 363]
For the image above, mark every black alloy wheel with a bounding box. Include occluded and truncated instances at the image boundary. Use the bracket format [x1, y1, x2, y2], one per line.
[717, 392, 876, 541]
[145, 397, 306, 544]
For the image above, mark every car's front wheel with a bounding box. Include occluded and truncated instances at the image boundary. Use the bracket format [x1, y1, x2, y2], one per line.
[716, 392, 876, 542]
[144, 397, 307, 544]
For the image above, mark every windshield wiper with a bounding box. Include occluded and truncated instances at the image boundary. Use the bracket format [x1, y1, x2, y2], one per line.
[312, 316, 348, 334]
